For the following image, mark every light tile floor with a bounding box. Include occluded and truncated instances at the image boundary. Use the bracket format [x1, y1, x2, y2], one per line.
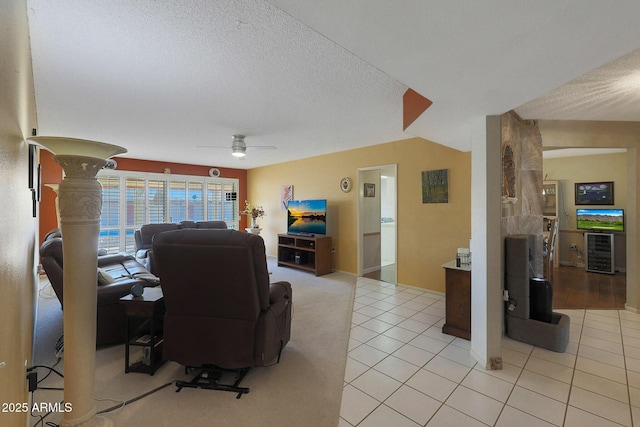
[340, 276, 640, 426]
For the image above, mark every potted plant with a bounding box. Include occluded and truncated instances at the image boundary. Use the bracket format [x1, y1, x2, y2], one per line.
[240, 201, 266, 233]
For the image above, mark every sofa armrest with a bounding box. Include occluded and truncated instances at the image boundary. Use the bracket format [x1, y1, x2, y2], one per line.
[98, 253, 134, 267]
[269, 281, 292, 304]
[96, 279, 144, 305]
[131, 272, 160, 285]
[135, 249, 151, 259]
[268, 281, 292, 316]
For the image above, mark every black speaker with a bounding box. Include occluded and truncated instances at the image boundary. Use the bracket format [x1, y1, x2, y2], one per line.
[530, 278, 553, 323]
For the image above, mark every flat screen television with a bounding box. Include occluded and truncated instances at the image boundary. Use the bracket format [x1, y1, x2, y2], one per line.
[576, 208, 624, 232]
[287, 199, 327, 235]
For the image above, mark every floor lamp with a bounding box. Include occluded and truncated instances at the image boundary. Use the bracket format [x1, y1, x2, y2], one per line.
[30, 136, 126, 427]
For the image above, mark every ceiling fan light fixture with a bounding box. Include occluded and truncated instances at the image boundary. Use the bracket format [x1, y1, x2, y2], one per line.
[231, 134, 247, 157]
[232, 147, 246, 157]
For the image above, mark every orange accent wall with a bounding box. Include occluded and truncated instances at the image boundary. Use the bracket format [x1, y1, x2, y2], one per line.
[38, 150, 62, 246]
[403, 88, 433, 130]
[38, 155, 248, 249]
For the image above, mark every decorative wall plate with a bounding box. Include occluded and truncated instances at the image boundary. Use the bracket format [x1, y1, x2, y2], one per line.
[340, 177, 352, 193]
[209, 167, 221, 177]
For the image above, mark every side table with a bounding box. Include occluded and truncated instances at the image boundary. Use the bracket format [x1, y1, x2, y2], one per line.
[119, 286, 165, 375]
[441, 261, 471, 340]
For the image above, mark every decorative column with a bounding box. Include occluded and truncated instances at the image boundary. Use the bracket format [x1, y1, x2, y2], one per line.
[44, 184, 61, 227]
[30, 137, 126, 427]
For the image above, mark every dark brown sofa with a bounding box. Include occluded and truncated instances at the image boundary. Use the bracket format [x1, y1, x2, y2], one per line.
[152, 229, 292, 394]
[40, 229, 160, 346]
[134, 220, 227, 274]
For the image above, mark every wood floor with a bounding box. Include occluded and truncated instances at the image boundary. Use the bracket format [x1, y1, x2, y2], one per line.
[363, 263, 396, 284]
[364, 264, 626, 310]
[552, 265, 626, 310]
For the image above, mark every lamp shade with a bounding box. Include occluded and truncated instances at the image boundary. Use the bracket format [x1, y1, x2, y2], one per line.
[28, 136, 127, 159]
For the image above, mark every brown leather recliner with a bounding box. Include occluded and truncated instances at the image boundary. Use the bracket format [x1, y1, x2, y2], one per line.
[40, 229, 160, 346]
[134, 221, 227, 274]
[152, 229, 292, 395]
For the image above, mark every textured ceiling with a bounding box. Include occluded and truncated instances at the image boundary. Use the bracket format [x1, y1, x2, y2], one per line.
[27, 0, 640, 169]
[516, 48, 640, 121]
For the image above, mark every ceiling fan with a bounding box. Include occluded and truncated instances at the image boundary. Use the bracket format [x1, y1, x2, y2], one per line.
[198, 134, 276, 158]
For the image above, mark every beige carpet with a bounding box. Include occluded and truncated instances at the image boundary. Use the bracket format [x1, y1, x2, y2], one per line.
[33, 257, 356, 427]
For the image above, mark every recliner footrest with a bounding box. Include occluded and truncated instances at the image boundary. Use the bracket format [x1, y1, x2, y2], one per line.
[175, 365, 250, 399]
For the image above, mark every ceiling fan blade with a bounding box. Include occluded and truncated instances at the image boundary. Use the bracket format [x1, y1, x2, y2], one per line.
[196, 135, 275, 158]
[245, 145, 277, 151]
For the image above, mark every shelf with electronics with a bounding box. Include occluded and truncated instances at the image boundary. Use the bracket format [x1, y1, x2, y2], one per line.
[277, 199, 332, 276]
[277, 234, 332, 276]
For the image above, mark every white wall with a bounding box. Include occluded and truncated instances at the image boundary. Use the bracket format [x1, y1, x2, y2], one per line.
[0, 1, 39, 426]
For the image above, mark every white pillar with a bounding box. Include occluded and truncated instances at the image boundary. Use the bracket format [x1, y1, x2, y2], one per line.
[30, 137, 126, 427]
[470, 116, 503, 368]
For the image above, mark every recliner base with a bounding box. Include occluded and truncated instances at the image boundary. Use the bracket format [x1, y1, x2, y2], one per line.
[175, 365, 250, 399]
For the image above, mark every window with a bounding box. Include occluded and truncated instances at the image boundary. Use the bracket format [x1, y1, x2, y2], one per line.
[97, 170, 239, 254]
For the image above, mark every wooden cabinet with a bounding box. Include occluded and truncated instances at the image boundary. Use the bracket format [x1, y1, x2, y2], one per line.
[542, 180, 558, 217]
[277, 234, 332, 276]
[442, 261, 471, 340]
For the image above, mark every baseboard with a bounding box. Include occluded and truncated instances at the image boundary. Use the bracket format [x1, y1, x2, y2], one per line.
[362, 266, 381, 274]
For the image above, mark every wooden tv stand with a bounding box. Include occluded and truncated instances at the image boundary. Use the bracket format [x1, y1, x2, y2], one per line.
[277, 234, 332, 276]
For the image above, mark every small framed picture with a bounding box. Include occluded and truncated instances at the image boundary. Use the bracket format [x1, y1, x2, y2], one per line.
[281, 184, 293, 210]
[364, 183, 375, 197]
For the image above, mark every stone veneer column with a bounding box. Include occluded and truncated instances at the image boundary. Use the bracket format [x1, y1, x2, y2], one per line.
[501, 111, 544, 275]
[30, 137, 126, 427]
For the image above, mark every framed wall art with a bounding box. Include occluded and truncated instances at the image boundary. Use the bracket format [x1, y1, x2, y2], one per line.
[575, 181, 614, 205]
[281, 184, 293, 210]
[422, 169, 449, 203]
[364, 183, 375, 197]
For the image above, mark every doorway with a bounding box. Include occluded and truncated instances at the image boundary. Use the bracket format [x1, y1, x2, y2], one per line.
[358, 164, 397, 284]
[542, 148, 628, 309]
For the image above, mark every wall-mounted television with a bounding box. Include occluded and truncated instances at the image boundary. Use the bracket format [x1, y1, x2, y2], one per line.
[576, 208, 624, 232]
[287, 199, 327, 236]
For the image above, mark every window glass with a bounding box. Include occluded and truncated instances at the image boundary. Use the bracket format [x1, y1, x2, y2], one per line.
[207, 182, 222, 221]
[188, 182, 204, 221]
[125, 178, 146, 228]
[98, 175, 120, 253]
[169, 180, 186, 223]
[148, 180, 167, 223]
[97, 171, 238, 254]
